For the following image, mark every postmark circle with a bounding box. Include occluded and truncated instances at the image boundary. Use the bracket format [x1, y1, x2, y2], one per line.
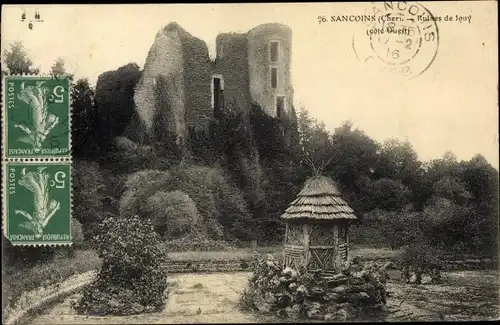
[353, 2, 439, 79]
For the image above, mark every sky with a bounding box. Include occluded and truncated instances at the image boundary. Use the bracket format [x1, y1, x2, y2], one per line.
[2, 3, 498, 168]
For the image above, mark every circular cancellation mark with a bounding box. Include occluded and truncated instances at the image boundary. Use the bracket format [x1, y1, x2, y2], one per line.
[352, 2, 439, 79]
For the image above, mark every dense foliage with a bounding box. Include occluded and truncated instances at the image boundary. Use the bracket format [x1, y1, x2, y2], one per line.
[74, 215, 167, 315]
[3, 41, 498, 273]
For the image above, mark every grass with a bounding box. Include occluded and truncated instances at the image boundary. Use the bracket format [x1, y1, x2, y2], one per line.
[167, 246, 280, 262]
[166, 245, 402, 262]
[387, 270, 500, 321]
[2, 249, 101, 313]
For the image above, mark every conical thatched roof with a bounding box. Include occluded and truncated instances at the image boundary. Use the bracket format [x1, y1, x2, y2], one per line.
[281, 176, 357, 221]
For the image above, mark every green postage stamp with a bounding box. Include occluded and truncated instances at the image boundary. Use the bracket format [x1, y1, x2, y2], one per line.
[4, 162, 72, 245]
[2, 75, 72, 246]
[3, 76, 71, 158]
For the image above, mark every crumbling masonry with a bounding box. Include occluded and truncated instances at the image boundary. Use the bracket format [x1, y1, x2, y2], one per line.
[134, 22, 294, 144]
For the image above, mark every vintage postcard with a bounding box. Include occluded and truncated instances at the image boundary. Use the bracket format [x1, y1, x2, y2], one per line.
[2, 2, 498, 324]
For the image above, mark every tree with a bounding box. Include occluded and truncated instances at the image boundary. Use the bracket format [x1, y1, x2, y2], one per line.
[365, 178, 411, 211]
[432, 176, 472, 206]
[375, 138, 421, 185]
[326, 121, 379, 212]
[459, 155, 499, 255]
[423, 198, 473, 252]
[72, 79, 98, 158]
[297, 107, 333, 175]
[73, 160, 106, 240]
[3, 41, 40, 75]
[50, 57, 68, 76]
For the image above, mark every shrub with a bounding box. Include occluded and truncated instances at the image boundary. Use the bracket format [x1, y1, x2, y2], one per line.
[359, 209, 427, 250]
[121, 166, 254, 241]
[145, 190, 200, 239]
[398, 243, 443, 284]
[74, 215, 167, 315]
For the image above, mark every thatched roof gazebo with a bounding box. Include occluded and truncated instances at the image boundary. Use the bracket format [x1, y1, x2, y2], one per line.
[281, 176, 357, 273]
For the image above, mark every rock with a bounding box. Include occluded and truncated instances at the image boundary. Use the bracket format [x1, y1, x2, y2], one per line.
[113, 136, 138, 152]
[309, 286, 325, 296]
[305, 302, 323, 320]
[334, 308, 349, 321]
[131, 302, 145, 314]
[282, 267, 298, 278]
[347, 284, 376, 293]
[324, 313, 336, 321]
[358, 292, 371, 300]
[333, 285, 348, 294]
[286, 304, 302, 320]
[297, 285, 307, 293]
[277, 308, 288, 318]
[323, 292, 341, 302]
[288, 282, 298, 291]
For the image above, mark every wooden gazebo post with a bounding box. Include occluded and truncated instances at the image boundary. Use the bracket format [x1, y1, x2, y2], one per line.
[281, 176, 357, 273]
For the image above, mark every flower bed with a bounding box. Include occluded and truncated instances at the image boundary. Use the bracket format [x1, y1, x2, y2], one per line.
[240, 254, 391, 321]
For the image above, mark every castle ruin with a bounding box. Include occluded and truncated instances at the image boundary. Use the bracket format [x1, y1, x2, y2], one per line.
[134, 22, 294, 144]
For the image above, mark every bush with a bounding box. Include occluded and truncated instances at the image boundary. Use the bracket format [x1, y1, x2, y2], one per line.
[398, 243, 443, 284]
[120, 166, 254, 241]
[74, 215, 167, 316]
[145, 190, 200, 239]
[359, 209, 427, 250]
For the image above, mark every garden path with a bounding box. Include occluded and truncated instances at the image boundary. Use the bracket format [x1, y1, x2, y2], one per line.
[31, 272, 263, 324]
[30, 270, 499, 324]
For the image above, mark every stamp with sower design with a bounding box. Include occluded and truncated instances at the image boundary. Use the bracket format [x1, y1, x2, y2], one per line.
[353, 2, 439, 79]
[4, 162, 72, 245]
[2, 74, 73, 246]
[3, 75, 71, 158]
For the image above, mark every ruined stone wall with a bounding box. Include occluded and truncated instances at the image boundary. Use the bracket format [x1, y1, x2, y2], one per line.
[247, 24, 293, 118]
[133, 23, 187, 143]
[95, 63, 142, 142]
[133, 22, 294, 145]
[179, 28, 213, 132]
[215, 33, 250, 113]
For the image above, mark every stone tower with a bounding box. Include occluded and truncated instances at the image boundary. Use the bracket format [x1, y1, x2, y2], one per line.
[134, 22, 294, 145]
[247, 23, 293, 119]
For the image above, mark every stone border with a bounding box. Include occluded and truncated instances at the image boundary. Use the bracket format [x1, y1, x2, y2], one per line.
[4, 271, 96, 325]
